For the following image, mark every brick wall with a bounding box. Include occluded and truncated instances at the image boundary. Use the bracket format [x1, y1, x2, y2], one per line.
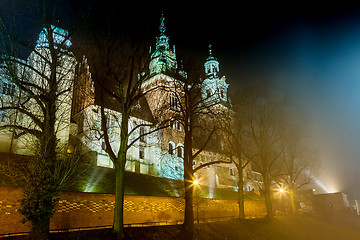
[0, 187, 266, 235]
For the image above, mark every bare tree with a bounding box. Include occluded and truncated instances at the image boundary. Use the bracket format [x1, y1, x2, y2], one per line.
[163, 58, 231, 238]
[278, 111, 318, 214]
[235, 84, 285, 219]
[80, 13, 172, 240]
[0, 1, 81, 239]
[218, 105, 254, 219]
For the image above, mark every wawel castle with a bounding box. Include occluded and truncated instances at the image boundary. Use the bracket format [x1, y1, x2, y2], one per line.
[0, 17, 261, 195]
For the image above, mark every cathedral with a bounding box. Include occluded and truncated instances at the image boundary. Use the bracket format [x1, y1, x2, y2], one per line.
[0, 17, 260, 194]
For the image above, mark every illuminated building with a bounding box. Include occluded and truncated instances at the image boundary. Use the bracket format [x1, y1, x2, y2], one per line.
[0, 26, 76, 155]
[0, 19, 259, 194]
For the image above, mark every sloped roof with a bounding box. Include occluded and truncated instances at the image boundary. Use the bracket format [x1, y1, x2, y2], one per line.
[94, 94, 155, 124]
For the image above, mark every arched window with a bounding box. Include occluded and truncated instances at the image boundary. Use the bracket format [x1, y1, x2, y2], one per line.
[169, 93, 180, 111]
[168, 142, 175, 155]
[140, 126, 145, 143]
[169, 118, 174, 128]
[206, 89, 211, 98]
[176, 120, 182, 131]
[177, 144, 184, 158]
[229, 167, 235, 176]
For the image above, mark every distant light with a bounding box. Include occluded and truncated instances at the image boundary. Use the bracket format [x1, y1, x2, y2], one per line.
[279, 188, 284, 193]
[193, 180, 199, 185]
[311, 176, 331, 193]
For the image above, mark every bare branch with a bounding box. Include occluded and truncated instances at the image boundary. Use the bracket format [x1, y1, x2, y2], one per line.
[192, 126, 216, 160]
[193, 160, 232, 172]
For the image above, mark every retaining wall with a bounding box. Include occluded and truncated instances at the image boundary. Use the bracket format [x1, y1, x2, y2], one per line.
[0, 187, 266, 235]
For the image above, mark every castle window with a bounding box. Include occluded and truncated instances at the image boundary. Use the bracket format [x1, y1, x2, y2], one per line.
[176, 120, 182, 131]
[212, 65, 217, 72]
[177, 144, 183, 158]
[0, 110, 7, 122]
[229, 167, 235, 176]
[206, 89, 211, 98]
[169, 93, 180, 111]
[140, 126, 146, 143]
[1, 82, 15, 96]
[139, 147, 144, 159]
[168, 142, 175, 155]
[169, 118, 174, 128]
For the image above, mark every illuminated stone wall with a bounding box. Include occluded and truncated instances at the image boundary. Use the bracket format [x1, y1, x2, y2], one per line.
[0, 187, 266, 235]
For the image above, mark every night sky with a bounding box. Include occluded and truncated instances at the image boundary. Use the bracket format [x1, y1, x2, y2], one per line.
[2, 1, 360, 198]
[160, 3, 360, 198]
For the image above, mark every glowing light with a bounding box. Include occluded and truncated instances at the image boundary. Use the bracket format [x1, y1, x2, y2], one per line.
[84, 168, 106, 192]
[311, 176, 331, 193]
[193, 180, 199, 185]
[279, 188, 284, 193]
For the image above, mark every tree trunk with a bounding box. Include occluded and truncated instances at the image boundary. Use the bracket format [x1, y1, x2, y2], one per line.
[264, 180, 273, 219]
[113, 160, 125, 240]
[183, 174, 195, 239]
[29, 218, 50, 240]
[289, 185, 297, 214]
[27, 93, 57, 240]
[182, 120, 195, 239]
[112, 114, 129, 240]
[237, 178, 245, 219]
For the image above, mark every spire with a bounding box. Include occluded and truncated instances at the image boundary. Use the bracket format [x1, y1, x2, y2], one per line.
[204, 44, 219, 78]
[202, 45, 229, 105]
[155, 13, 169, 50]
[159, 13, 166, 34]
[206, 44, 216, 61]
[149, 13, 177, 75]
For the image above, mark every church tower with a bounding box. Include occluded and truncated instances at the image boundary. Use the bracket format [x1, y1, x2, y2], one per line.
[202, 45, 229, 104]
[149, 15, 177, 75]
[204, 44, 219, 78]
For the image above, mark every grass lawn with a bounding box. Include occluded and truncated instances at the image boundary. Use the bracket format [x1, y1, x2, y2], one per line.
[7, 215, 360, 240]
[195, 215, 360, 240]
[62, 165, 262, 201]
[1, 156, 262, 201]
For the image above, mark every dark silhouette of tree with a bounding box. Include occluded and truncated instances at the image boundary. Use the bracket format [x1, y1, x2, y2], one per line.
[218, 104, 253, 220]
[163, 58, 231, 238]
[0, 1, 83, 239]
[80, 10, 171, 240]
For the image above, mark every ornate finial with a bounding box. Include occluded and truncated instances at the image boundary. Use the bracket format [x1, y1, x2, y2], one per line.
[159, 13, 166, 34]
